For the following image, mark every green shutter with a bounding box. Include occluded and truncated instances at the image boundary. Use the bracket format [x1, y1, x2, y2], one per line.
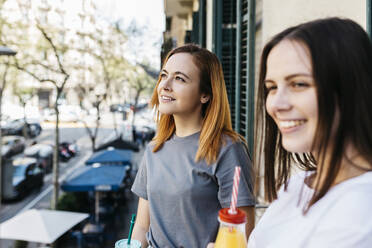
[191, 11, 199, 43]
[238, 0, 255, 153]
[191, 0, 206, 47]
[213, 0, 237, 129]
[199, 0, 206, 47]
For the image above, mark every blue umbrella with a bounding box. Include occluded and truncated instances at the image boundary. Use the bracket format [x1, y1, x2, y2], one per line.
[61, 164, 129, 192]
[61, 164, 130, 223]
[85, 148, 132, 166]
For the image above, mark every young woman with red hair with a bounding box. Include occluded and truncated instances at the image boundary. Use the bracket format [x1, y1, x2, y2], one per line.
[131, 44, 255, 248]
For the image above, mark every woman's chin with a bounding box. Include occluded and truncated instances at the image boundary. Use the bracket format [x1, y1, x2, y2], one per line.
[282, 140, 312, 154]
[158, 108, 174, 116]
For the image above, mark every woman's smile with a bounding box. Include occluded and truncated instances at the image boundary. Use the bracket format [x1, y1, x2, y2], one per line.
[159, 94, 175, 103]
[277, 119, 307, 133]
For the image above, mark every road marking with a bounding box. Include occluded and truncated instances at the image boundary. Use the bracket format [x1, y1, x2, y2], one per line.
[19, 151, 92, 213]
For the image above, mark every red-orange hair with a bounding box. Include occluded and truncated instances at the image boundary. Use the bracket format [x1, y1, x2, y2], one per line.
[150, 44, 243, 164]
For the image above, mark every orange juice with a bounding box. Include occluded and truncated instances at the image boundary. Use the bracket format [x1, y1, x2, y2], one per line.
[215, 226, 246, 248]
[214, 208, 247, 248]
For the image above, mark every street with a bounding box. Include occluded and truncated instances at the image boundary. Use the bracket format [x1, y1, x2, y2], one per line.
[0, 109, 151, 247]
[0, 121, 123, 246]
[0, 125, 115, 221]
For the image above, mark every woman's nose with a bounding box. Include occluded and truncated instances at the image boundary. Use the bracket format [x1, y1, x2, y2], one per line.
[266, 88, 291, 112]
[160, 77, 172, 91]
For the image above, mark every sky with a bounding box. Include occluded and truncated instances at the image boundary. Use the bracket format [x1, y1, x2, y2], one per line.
[95, 0, 165, 70]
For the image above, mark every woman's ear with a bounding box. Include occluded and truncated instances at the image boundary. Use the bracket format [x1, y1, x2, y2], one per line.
[200, 94, 210, 104]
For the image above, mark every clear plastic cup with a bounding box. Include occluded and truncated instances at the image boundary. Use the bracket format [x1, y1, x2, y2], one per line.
[115, 239, 142, 248]
[214, 208, 247, 248]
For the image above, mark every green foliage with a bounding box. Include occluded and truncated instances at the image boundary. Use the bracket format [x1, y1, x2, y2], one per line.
[56, 192, 90, 213]
[14, 240, 28, 248]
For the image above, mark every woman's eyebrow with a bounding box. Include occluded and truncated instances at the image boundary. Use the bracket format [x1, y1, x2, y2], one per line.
[264, 79, 275, 84]
[284, 73, 312, 80]
[264, 73, 312, 83]
[162, 69, 191, 80]
[174, 71, 190, 80]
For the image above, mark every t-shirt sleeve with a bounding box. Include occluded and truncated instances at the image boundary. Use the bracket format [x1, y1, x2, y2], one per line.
[131, 154, 148, 200]
[215, 141, 255, 208]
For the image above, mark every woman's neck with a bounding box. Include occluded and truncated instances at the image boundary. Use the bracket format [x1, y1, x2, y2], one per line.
[173, 114, 203, 137]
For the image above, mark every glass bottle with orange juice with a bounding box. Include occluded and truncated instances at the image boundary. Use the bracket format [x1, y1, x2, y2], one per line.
[214, 208, 247, 248]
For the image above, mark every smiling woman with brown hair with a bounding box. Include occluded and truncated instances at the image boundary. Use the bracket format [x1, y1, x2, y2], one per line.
[131, 44, 255, 248]
[249, 17, 372, 248]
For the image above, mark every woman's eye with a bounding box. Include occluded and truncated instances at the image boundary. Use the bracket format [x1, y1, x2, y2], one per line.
[175, 76, 185, 82]
[292, 81, 309, 89]
[265, 84, 277, 92]
[160, 73, 167, 79]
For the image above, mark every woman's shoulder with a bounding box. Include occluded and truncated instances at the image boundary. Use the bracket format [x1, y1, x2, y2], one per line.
[217, 134, 251, 163]
[314, 178, 372, 236]
[220, 133, 247, 150]
[142, 141, 156, 157]
[330, 171, 372, 206]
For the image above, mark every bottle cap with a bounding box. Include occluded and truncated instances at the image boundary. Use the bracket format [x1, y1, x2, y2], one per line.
[218, 208, 247, 224]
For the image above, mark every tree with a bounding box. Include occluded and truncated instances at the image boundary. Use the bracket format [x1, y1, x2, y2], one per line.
[126, 65, 156, 126]
[75, 84, 106, 152]
[75, 20, 130, 139]
[14, 22, 70, 210]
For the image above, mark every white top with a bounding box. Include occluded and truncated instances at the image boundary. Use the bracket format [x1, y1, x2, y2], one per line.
[248, 171, 372, 248]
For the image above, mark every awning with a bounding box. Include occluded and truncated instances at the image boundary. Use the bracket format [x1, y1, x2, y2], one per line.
[85, 148, 132, 166]
[0, 209, 88, 244]
[61, 164, 129, 192]
[60, 164, 129, 223]
[95, 135, 139, 152]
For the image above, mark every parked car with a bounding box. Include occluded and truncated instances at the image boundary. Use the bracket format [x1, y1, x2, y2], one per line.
[6, 157, 44, 200]
[26, 141, 79, 163]
[44, 106, 82, 123]
[24, 143, 53, 173]
[1, 118, 42, 138]
[109, 104, 130, 113]
[2, 136, 26, 158]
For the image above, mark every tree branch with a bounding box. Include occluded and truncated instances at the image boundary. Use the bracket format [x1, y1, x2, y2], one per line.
[29, 60, 63, 74]
[13, 60, 59, 85]
[36, 24, 68, 76]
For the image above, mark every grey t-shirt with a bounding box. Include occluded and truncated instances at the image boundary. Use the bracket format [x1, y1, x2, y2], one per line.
[131, 131, 255, 248]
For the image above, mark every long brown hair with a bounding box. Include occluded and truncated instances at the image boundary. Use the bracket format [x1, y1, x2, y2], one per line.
[151, 44, 242, 164]
[256, 18, 372, 209]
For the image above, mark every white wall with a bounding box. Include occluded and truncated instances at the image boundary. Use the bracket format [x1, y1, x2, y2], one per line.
[206, 0, 214, 51]
[262, 0, 366, 43]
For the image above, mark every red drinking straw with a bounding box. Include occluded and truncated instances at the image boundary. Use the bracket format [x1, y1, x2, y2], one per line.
[228, 166, 241, 215]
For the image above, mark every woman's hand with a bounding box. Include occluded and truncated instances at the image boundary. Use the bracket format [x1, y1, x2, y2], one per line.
[207, 243, 215, 248]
